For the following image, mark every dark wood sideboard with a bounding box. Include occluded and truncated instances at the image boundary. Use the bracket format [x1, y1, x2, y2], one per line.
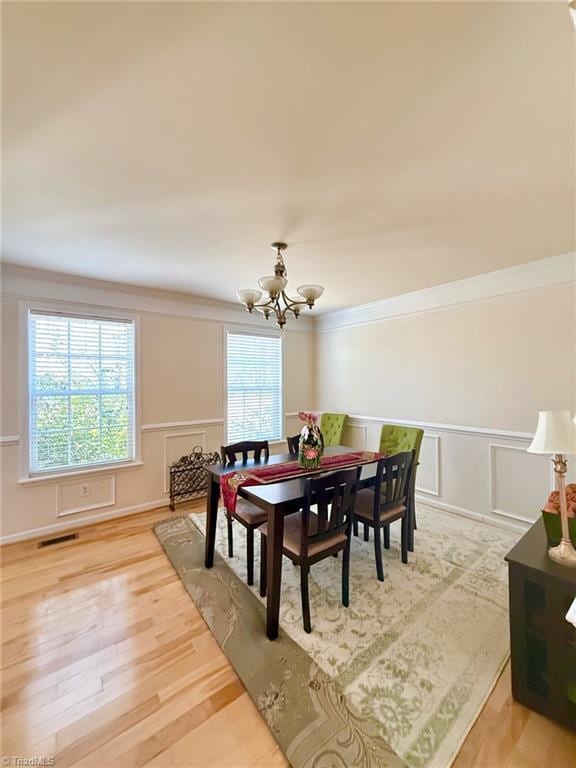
[505, 519, 576, 731]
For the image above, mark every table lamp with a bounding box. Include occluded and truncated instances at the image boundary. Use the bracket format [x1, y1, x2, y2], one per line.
[527, 410, 576, 567]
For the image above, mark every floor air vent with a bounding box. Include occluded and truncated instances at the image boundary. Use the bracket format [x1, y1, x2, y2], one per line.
[38, 532, 79, 548]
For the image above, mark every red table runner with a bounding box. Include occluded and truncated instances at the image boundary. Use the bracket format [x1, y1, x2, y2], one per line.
[221, 450, 382, 514]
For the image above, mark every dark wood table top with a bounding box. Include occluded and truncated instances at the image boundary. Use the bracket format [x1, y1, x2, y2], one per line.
[206, 445, 364, 478]
[505, 518, 576, 586]
[206, 444, 379, 507]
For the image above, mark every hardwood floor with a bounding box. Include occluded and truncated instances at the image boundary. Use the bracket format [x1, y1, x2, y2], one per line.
[1, 503, 575, 768]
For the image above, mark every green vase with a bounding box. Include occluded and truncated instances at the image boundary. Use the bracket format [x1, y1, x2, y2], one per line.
[298, 424, 324, 469]
[542, 510, 576, 547]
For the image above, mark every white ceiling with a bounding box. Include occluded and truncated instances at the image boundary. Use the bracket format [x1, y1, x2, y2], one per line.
[2, 2, 574, 312]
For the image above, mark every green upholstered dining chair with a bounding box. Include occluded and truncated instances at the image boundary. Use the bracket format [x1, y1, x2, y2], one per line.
[320, 413, 348, 447]
[380, 424, 423, 550]
[354, 424, 424, 550]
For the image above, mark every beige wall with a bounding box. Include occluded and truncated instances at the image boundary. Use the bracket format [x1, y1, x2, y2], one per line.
[1, 265, 575, 542]
[0, 277, 315, 540]
[315, 284, 575, 433]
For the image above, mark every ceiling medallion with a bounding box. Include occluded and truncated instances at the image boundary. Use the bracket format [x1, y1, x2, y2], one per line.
[237, 242, 324, 328]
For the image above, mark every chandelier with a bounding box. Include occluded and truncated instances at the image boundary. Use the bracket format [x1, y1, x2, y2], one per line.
[236, 242, 324, 328]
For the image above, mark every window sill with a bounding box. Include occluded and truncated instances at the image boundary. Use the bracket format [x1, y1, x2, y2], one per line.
[19, 460, 144, 485]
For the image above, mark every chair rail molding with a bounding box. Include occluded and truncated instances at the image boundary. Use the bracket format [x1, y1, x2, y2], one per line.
[142, 418, 223, 432]
[0, 435, 20, 446]
[316, 252, 575, 332]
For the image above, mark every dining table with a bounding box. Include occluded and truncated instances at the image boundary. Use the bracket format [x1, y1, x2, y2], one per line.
[204, 445, 379, 640]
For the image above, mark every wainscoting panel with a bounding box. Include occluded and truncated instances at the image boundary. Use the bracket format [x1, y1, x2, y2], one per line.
[343, 422, 367, 451]
[416, 434, 440, 496]
[489, 443, 551, 524]
[57, 474, 116, 517]
[339, 413, 558, 533]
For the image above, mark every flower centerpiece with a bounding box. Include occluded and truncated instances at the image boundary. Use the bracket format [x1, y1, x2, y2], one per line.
[297, 411, 324, 469]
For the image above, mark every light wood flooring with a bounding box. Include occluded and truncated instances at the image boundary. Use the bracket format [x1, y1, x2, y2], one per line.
[1, 502, 575, 768]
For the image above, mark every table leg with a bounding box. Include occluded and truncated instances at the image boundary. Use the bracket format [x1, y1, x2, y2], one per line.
[204, 476, 220, 568]
[266, 505, 284, 640]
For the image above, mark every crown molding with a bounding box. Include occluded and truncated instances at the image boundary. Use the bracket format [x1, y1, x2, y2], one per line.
[0, 264, 314, 333]
[316, 252, 576, 332]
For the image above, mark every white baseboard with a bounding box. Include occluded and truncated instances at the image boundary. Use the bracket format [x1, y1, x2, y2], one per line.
[415, 494, 528, 535]
[0, 497, 172, 545]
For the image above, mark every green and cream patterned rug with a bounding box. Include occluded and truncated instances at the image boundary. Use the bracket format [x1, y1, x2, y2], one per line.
[155, 504, 520, 768]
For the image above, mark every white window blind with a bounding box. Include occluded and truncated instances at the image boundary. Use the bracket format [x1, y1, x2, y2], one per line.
[28, 310, 136, 474]
[226, 331, 282, 443]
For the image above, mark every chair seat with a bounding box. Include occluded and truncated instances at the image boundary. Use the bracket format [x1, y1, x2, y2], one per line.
[231, 499, 268, 527]
[259, 511, 347, 558]
[354, 488, 406, 524]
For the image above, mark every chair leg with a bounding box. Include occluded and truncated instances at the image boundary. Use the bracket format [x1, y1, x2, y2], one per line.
[246, 527, 254, 586]
[353, 519, 358, 537]
[383, 524, 390, 549]
[227, 516, 234, 558]
[363, 522, 369, 542]
[374, 525, 384, 582]
[259, 533, 267, 597]
[401, 517, 408, 564]
[342, 543, 351, 607]
[300, 564, 312, 633]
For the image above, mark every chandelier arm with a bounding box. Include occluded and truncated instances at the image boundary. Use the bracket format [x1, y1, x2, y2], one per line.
[280, 291, 309, 308]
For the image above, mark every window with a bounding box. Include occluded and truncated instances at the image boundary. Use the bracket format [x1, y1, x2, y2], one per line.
[226, 330, 282, 443]
[28, 310, 136, 474]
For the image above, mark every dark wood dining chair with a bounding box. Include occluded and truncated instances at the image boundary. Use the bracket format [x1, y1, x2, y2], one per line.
[286, 434, 300, 453]
[258, 467, 360, 633]
[220, 440, 270, 586]
[352, 451, 413, 581]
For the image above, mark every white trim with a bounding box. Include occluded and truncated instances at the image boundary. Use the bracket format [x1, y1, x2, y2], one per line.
[415, 434, 440, 497]
[0, 435, 19, 446]
[2, 265, 314, 333]
[19, 299, 142, 480]
[142, 418, 223, 432]
[347, 414, 533, 442]
[317, 252, 575, 331]
[0, 497, 170, 545]
[415, 496, 528, 535]
[345, 422, 368, 450]
[18, 459, 144, 485]
[223, 325, 285, 444]
[57, 474, 116, 517]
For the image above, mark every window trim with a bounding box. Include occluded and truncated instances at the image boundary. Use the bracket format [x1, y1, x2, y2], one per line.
[223, 324, 285, 445]
[19, 300, 142, 481]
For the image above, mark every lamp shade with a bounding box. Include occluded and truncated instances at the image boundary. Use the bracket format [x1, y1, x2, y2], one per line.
[237, 288, 263, 306]
[527, 411, 576, 455]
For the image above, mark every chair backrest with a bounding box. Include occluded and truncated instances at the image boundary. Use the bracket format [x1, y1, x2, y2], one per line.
[287, 434, 300, 453]
[221, 440, 270, 466]
[379, 424, 424, 464]
[371, 451, 414, 519]
[300, 467, 360, 556]
[319, 412, 348, 447]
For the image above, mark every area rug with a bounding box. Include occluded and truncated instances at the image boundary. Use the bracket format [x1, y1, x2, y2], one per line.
[154, 504, 520, 768]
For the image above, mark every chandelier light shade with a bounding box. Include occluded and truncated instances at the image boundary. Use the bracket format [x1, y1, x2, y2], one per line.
[237, 242, 324, 328]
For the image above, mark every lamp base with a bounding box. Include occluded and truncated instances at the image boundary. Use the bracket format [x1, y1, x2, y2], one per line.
[548, 537, 576, 567]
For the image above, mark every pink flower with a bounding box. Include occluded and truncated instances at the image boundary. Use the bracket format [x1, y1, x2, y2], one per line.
[304, 447, 318, 460]
[298, 411, 318, 425]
